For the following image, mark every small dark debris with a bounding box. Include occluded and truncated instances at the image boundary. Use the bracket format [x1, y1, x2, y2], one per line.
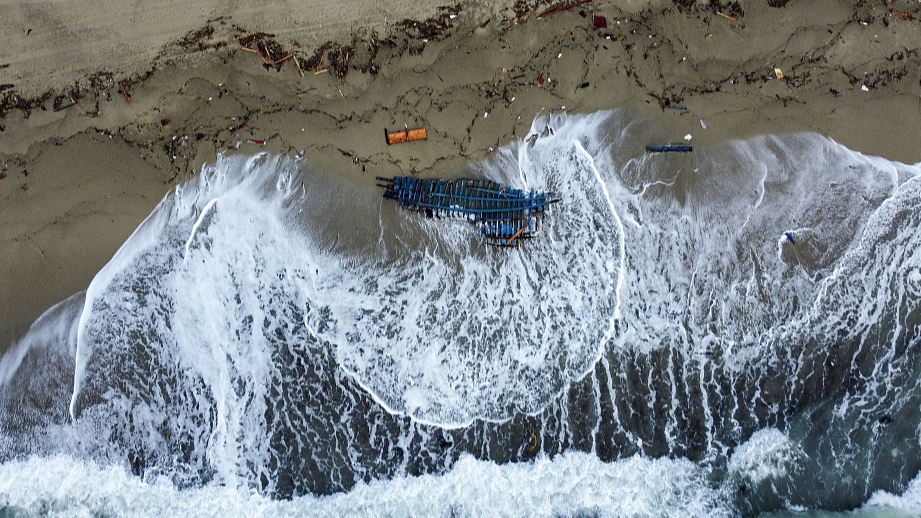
[234, 30, 276, 48]
[22, 170, 29, 177]
[195, 133, 205, 141]
[53, 92, 78, 112]
[1, 90, 53, 118]
[0, 172, 6, 180]
[646, 144, 692, 153]
[177, 24, 216, 51]
[577, 82, 590, 89]
[722, 1, 744, 18]
[327, 43, 355, 77]
[161, 118, 171, 126]
[87, 71, 115, 90]
[829, 88, 842, 97]
[535, 76, 545, 85]
[593, 15, 607, 29]
[673, 0, 697, 13]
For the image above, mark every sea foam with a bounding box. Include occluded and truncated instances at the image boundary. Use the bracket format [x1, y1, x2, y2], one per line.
[2, 110, 921, 511]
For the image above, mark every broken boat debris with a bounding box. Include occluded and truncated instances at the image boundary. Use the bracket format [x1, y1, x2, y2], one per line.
[376, 176, 559, 247]
[645, 143, 693, 153]
[385, 127, 428, 145]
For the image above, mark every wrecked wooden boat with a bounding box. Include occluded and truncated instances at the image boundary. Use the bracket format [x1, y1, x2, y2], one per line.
[376, 176, 560, 247]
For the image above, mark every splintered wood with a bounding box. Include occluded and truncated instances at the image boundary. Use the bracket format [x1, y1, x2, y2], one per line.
[385, 128, 427, 144]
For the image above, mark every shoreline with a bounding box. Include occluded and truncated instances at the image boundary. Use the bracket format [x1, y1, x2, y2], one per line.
[2, 0, 920, 351]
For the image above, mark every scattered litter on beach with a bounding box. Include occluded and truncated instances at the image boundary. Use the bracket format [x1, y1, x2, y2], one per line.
[700, 119, 707, 129]
[774, 67, 784, 79]
[537, 0, 595, 20]
[684, 134, 693, 141]
[241, 46, 269, 64]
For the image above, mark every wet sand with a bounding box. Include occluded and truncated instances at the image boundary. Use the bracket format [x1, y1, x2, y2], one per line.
[1, 0, 920, 351]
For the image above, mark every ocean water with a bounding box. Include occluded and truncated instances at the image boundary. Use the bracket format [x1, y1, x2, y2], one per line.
[1, 110, 920, 516]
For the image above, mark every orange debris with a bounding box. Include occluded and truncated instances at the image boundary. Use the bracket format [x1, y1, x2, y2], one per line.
[385, 128, 428, 145]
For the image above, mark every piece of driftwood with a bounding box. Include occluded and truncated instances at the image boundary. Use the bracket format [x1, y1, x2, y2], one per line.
[385, 128, 428, 144]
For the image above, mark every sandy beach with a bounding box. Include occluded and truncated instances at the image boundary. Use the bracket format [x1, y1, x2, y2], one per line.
[1, 0, 920, 351]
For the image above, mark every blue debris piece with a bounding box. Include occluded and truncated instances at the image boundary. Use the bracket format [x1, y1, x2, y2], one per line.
[645, 144, 693, 153]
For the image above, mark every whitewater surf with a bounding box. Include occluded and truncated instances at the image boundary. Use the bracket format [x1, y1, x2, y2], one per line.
[1, 111, 920, 516]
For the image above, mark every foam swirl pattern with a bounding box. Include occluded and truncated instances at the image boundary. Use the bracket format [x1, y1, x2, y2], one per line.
[307, 114, 624, 426]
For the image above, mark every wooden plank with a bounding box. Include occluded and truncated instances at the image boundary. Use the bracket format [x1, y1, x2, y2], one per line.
[386, 128, 428, 145]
